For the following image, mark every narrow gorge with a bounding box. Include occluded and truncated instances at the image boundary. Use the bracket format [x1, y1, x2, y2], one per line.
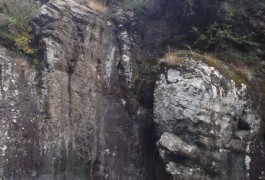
[0, 0, 264, 179]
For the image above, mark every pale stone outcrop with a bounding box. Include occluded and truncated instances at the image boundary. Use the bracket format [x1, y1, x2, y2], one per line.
[154, 59, 260, 180]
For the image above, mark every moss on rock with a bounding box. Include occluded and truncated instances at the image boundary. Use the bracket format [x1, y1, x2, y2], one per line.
[159, 49, 250, 87]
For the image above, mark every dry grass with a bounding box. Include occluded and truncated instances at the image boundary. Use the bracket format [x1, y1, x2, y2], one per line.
[158, 50, 189, 66]
[199, 53, 249, 86]
[159, 49, 251, 87]
[16, 58, 31, 75]
[87, 1, 107, 13]
[66, 0, 108, 14]
[63, 0, 75, 9]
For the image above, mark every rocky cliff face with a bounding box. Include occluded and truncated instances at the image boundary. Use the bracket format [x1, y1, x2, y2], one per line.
[0, 0, 264, 180]
[0, 48, 40, 179]
[154, 58, 264, 179]
[0, 0, 164, 179]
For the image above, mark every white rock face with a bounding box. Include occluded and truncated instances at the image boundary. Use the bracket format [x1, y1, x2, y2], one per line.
[154, 59, 260, 179]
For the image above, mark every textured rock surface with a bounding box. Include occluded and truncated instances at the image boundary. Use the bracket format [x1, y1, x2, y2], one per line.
[0, 1, 165, 179]
[154, 59, 261, 179]
[0, 0, 264, 180]
[0, 48, 40, 179]
[32, 1, 151, 179]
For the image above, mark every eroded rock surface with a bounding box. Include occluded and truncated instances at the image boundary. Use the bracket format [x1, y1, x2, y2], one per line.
[0, 0, 264, 180]
[0, 1, 161, 179]
[0, 48, 40, 179]
[154, 59, 260, 180]
[33, 1, 149, 179]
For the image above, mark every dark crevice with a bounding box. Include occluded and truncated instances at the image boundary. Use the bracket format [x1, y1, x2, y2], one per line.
[132, 57, 170, 179]
[67, 23, 83, 127]
[0, 64, 4, 99]
[99, 27, 104, 44]
[68, 72, 73, 126]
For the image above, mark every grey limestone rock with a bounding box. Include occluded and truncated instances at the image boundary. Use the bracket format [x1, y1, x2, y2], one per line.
[154, 59, 260, 180]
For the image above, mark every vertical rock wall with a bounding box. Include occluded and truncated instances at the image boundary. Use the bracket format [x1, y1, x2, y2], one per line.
[0, 1, 161, 179]
[0, 49, 40, 179]
[33, 1, 143, 179]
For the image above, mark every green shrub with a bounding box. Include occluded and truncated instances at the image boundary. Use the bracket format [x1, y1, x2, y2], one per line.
[192, 23, 257, 51]
[15, 36, 34, 54]
[220, 2, 236, 22]
[0, 0, 39, 54]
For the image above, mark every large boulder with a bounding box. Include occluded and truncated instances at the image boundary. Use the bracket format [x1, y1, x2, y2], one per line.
[154, 58, 260, 179]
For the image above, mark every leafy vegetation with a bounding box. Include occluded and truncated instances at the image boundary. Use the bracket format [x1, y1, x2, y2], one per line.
[0, 0, 39, 54]
[129, 0, 264, 61]
[187, 0, 263, 61]
[220, 2, 237, 22]
[191, 23, 257, 51]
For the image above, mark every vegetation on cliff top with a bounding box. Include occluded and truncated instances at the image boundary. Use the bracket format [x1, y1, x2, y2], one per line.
[0, 0, 39, 54]
[126, 0, 265, 62]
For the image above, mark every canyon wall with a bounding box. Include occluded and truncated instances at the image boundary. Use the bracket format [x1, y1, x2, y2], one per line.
[0, 0, 264, 179]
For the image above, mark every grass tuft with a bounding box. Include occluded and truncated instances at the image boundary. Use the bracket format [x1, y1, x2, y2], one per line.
[159, 49, 251, 87]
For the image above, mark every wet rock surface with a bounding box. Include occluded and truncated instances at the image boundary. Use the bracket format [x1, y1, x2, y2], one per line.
[154, 59, 262, 179]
